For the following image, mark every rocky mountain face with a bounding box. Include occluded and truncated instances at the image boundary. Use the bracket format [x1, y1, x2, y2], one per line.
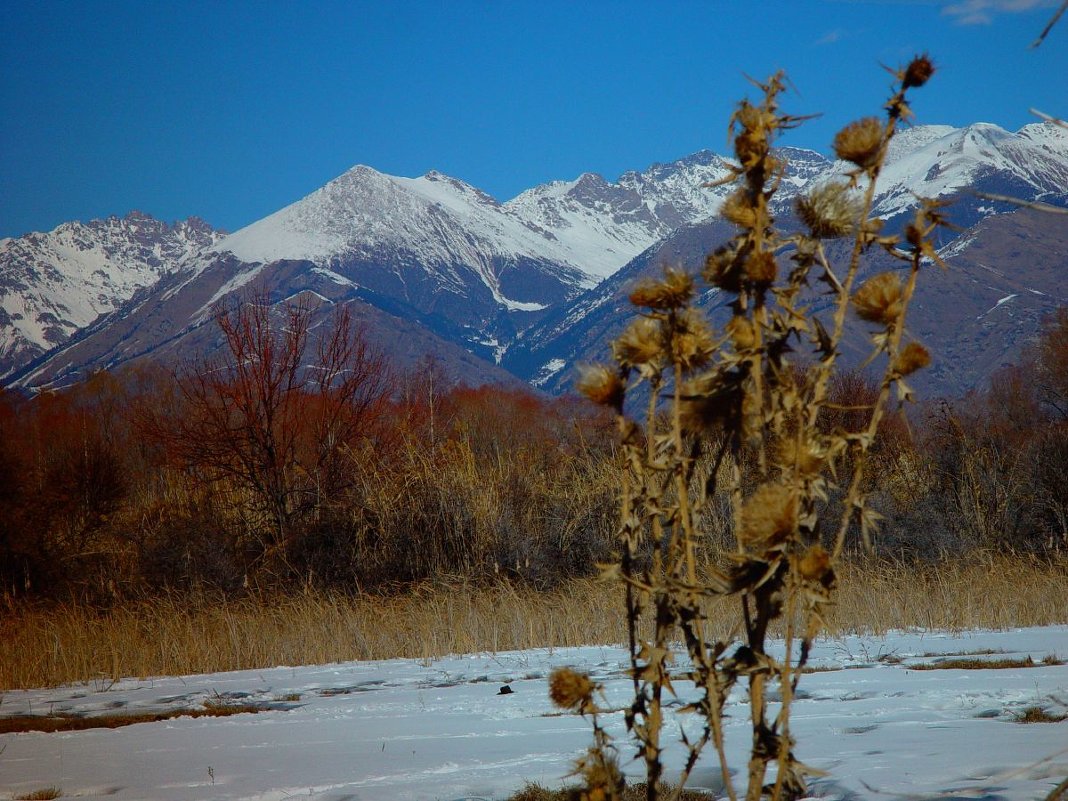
[505, 121, 1068, 397]
[873, 122, 1068, 224]
[4, 121, 1066, 397]
[504, 207, 1068, 399]
[0, 213, 222, 379]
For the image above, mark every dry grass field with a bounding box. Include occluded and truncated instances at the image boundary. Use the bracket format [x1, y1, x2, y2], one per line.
[2, 554, 1064, 692]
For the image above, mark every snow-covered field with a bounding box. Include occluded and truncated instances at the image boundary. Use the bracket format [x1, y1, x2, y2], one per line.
[2, 627, 1066, 801]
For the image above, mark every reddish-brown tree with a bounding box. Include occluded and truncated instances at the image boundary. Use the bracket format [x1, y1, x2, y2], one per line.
[157, 293, 392, 575]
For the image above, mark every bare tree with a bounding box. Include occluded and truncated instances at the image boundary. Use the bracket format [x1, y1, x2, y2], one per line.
[162, 292, 392, 575]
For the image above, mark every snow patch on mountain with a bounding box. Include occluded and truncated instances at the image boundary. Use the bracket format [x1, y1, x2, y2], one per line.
[311, 267, 359, 288]
[532, 357, 566, 387]
[198, 263, 266, 318]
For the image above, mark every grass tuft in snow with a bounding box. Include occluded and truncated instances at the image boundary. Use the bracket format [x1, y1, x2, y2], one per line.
[13, 788, 63, 800]
[1012, 706, 1067, 724]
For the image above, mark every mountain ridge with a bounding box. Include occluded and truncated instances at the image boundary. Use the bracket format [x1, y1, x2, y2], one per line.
[3, 120, 1065, 395]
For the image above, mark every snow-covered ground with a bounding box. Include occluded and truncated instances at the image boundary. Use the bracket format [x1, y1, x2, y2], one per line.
[2, 627, 1066, 801]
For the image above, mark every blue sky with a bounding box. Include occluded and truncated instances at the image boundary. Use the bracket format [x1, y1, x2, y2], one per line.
[1, 1, 1065, 238]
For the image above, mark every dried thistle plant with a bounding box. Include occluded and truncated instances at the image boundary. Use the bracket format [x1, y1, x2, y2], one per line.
[563, 59, 949, 801]
[550, 667, 625, 801]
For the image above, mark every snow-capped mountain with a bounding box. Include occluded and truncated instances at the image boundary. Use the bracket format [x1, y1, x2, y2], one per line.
[190, 165, 607, 365]
[0, 213, 222, 379]
[217, 165, 591, 309]
[503, 147, 836, 280]
[5, 120, 1066, 395]
[874, 122, 1068, 222]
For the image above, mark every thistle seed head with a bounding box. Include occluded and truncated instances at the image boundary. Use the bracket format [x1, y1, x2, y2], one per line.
[745, 251, 778, 286]
[576, 364, 625, 410]
[735, 100, 774, 133]
[798, 544, 833, 583]
[578, 752, 624, 801]
[894, 342, 931, 376]
[735, 131, 768, 167]
[777, 436, 825, 479]
[833, 117, 884, 170]
[903, 54, 935, 89]
[628, 267, 694, 310]
[612, 316, 664, 368]
[549, 667, 596, 711]
[739, 482, 798, 548]
[671, 309, 715, 371]
[704, 246, 744, 293]
[795, 182, 862, 239]
[720, 188, 758, 229]
[853, 272, 905, 326]
[727, 315, 756, 351]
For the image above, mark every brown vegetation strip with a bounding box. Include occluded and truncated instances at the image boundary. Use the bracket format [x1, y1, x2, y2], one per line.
[0, 703, 267, 735]
[2, 556, 1065, 692]
[910, 655, 1062, 671]
[508, 783, 711, 800]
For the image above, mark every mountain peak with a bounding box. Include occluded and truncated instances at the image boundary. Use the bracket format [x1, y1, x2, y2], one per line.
[412, 170, 501, 207]
[123, 210, 155, 222]
[341, 163, 381, 177]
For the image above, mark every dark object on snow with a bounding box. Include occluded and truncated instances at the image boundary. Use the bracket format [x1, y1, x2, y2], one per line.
[497, 685, 514, 695]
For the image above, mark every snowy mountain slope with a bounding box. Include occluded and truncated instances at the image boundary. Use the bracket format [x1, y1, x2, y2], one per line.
[507, 205, 1068, 399]
[871, 121, 1068, 222]
[0, 213, 222, 379]
[503, 147, 833, 280]
[504, 151, 735, 279]
[12, 250, 524, 392]
[507, 122, 1068, 397]
[504, 220, 738, 390]
[218, 165, 591, 305]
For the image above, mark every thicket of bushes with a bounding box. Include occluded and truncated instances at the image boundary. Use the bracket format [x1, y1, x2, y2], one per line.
[0, 302, 1064, 605]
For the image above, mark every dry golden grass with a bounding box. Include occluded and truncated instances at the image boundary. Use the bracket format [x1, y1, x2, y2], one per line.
[827, 554, 1068, 634]
[0, 580, 626, 691]
[1, 555, 1064, 692]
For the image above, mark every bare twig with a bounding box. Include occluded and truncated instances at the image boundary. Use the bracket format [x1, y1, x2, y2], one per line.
[1030, 0, 1068, 48]
[972, 191, 1068, 216]
[1030, 108, 1068, 130]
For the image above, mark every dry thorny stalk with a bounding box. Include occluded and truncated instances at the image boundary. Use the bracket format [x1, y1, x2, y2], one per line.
[557, 58, 951, 801]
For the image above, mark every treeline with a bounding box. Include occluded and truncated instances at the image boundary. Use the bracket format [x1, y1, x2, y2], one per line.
[1, 300, 1064, 604]
[0, 297, 618, 602]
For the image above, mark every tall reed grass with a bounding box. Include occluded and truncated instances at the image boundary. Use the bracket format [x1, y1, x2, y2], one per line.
[2, 555, 1063, 692]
